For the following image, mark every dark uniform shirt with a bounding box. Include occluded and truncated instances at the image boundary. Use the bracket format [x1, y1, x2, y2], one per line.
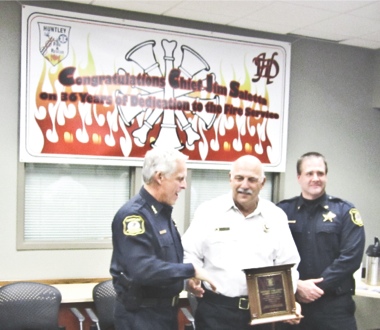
[277, 193, 365, 296]
[110, 186, 194, 304]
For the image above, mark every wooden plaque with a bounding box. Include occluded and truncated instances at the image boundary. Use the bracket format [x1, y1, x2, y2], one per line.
[243, 264, 298, 325]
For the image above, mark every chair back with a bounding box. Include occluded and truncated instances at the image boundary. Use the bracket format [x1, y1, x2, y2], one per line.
[0, 281, 62, 330]
[93, 280, 116, 330]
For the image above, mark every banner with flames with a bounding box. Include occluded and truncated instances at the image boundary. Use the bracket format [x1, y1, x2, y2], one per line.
[20, 5, 290, 170]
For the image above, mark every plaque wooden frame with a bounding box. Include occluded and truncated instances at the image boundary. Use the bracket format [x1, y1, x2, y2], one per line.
[243, 264, 298, 325]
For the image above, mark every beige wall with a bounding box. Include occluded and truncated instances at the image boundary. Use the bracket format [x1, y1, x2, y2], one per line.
[0, 1, 113, 281]
[1, 1, 380, 283]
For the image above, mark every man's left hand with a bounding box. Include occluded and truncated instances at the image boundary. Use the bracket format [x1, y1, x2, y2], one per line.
[283, 302, 303, 325]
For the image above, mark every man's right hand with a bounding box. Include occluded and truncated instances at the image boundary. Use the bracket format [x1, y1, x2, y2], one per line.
[296, 278, 324, 303]
[186, 277, 204, 297]
[188, 265, 217, 297]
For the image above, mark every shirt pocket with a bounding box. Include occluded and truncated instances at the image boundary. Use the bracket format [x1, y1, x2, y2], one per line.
[204, 229, 239, 267]
[288, 221, 303, 246]
[315, 222, 340, 256]
[157, 232, 175, 260]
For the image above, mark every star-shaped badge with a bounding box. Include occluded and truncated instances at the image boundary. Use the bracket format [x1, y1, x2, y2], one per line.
[322, 211, 336, 222]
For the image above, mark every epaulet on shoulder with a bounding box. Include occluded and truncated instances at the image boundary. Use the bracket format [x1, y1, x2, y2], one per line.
[327, 195, 353, 206]
[278, 196, 298, 204]
[327, 195, 342, 202]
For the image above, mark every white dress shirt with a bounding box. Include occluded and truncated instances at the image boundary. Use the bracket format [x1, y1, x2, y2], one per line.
[182, 193, 300, 297]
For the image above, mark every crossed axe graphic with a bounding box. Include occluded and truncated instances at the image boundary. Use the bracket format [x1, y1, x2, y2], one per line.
[116, 39, 217, 149]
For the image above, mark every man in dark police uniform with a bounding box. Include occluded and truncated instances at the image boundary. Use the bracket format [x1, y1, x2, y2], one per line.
[277, 152, 365, 330]
[110, 147, 215, 330]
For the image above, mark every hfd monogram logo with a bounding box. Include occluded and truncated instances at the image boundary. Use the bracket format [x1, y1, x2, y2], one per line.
[252, 52, 280, 85]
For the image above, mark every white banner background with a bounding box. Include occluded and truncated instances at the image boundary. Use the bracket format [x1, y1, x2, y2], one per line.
[20, 5, 290, 171]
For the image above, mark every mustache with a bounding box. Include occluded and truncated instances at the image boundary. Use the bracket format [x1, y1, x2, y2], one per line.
[237, 188, 253, 195]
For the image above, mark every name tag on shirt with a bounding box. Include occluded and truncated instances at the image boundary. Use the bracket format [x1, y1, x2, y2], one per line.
[215, 227, 230, 231]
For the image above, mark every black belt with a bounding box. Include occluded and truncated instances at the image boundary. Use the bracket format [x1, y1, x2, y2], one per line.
[140, 295, 180, 307]
[203, 289, 250, 310]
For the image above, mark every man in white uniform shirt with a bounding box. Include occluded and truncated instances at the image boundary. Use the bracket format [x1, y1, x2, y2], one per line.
[182, 155, 301, 330]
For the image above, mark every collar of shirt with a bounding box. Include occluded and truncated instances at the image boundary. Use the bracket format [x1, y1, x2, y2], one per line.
[139, 186, 173, 217]
[226, 193, 263, 218]
[297, 193, 328, 210]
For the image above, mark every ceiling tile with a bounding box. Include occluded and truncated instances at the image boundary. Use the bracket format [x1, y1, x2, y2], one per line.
[91, 1, 183, 15]
[239, 2, 337, 28]
[289, 28, 348, 42]
[306, 14, 380, 38]
[59, 0, 380, 50]
[231, 18, 295, 35]
[347, 1, 380, 20]
[287, 1, 375, 14]
[166, 9, 234, 25]
[164, 0, 272, 23]
[339, 38, 380, 49]
[361, 30, 380, 42]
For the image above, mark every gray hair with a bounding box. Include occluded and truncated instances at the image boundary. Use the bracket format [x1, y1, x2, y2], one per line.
[142, 147, 188, 184]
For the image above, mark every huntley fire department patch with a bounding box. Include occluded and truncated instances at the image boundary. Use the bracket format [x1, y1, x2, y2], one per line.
[123, 215, 145, 236]
[349, 209, 364, 227]
[38, 23, 70, 66]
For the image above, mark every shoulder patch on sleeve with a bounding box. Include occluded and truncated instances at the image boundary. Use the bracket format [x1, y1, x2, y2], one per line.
[349, 209, 363, 227]
[123, 215, 145, 236]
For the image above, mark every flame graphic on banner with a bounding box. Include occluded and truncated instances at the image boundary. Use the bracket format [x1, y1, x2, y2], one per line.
[183, 63, 272, 163]
[33, 43, 273, 163]
[34, 49, 132, 158]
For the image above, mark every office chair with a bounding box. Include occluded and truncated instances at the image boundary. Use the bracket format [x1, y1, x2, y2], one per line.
[86, 279, 116, 330]
[70, 307, 86, 330]
[180, 292, 197, 330]
[0, 281, 64, 330]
